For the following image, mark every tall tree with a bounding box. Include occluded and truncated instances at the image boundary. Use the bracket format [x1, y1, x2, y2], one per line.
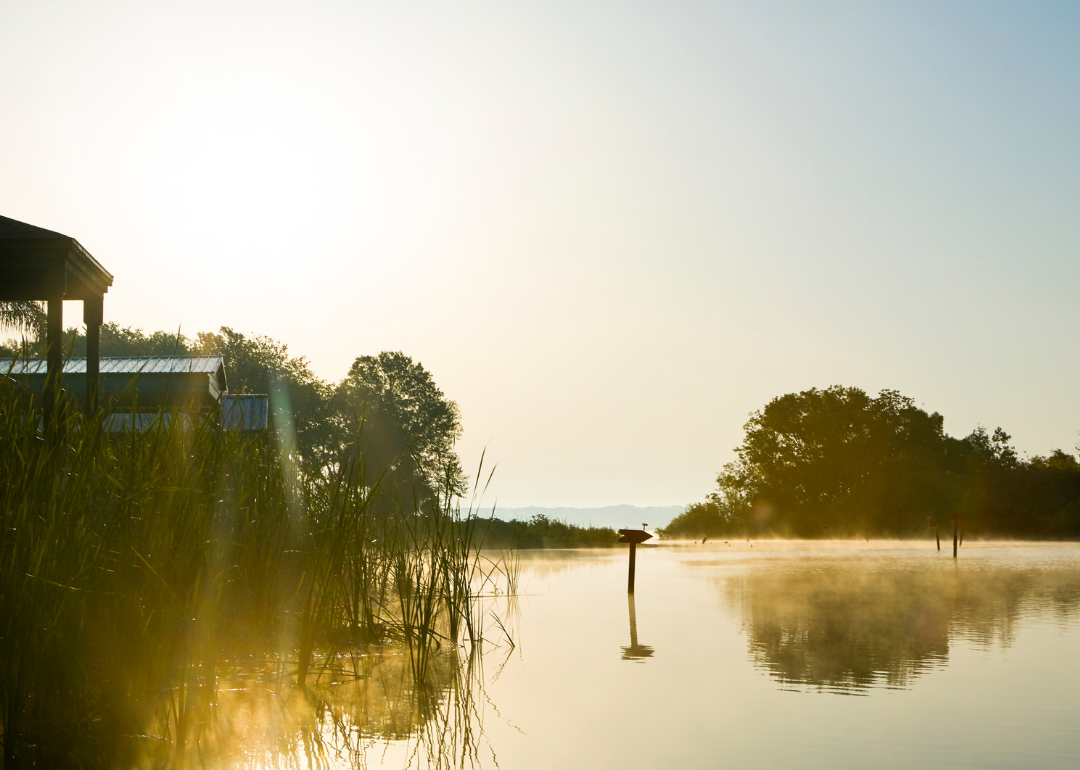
[664, 386, 1039, 538]
[334, 352, 466, 500]
[730, 387, 961, 535]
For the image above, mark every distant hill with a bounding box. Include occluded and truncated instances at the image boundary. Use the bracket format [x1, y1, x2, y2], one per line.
[487, 504, 685, 530]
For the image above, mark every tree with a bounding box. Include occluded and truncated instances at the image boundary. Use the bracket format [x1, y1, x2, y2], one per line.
[0, 301, 45, 357]
[667, 384, 1080, 539]
[666, 386, 998, 538]
[3, 317, 469, 498]
[0, 301, 44, 338]
[334, 352, 466, 500]
[57, 322, 193, 357]
[194, 328, 341, 476]
[730, 386, 966, 536]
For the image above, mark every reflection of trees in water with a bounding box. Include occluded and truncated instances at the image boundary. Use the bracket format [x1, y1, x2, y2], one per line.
[131, 645, 498, 769]
[725, 562, 1080, 694]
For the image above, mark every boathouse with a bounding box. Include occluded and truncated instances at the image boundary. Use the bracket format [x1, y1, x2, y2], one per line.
[0, 215, 113, 413]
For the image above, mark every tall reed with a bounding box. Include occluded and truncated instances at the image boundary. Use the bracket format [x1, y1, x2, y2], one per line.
[0, 380, 511, 768]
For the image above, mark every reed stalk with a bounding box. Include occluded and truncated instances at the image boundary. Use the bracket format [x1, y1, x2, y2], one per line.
[0, 379, 514, 767]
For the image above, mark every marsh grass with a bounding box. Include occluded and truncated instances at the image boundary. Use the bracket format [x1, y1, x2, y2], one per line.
[0, 379, 512, 768]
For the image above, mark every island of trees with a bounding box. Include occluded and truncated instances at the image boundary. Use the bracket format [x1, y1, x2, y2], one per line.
[663, 386, 1080, 540]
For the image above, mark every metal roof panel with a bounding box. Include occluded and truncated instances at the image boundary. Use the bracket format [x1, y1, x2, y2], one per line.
[0, 356, 225, 375]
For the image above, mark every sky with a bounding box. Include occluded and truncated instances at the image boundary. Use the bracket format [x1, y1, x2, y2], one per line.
[2, 1, 1079, 508]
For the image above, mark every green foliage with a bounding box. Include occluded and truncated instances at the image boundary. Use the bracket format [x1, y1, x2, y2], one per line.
[663, 500, 730, 539]
[3, 319, 192, 358]
[0, 380, 505, 767]
[477, 513, 622, 549]
[334, 351, 466, 501]
[0, 300, 45, 342]
[0, 300, 46, 358]
[194, 327, 342, 476]
[61, 321, 194, 357]
[664, 386, 1080, 539]
[12, 325, 468, 489]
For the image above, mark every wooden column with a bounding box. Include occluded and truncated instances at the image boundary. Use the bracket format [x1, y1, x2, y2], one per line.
[44, 292, 63, 422]
[619, 529, 652, 595]
[84, 294, 103, 412]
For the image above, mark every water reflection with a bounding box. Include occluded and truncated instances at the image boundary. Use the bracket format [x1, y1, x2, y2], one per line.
[621, 595, 655, 661]
[126, 645, 494, 769]
[723, 558, 1080, 694]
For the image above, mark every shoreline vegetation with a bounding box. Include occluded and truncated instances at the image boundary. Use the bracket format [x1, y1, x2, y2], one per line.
[662, 386, 1080, 541]
[4, 318, 1080, 765]
[478, 514, 621, 549]
[0, 375, 513, 768]
[0, 321, 631, 549]
[0, 320, 620, 766]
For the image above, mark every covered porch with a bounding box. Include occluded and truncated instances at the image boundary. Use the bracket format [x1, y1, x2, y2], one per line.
[0, 215, 114, 413]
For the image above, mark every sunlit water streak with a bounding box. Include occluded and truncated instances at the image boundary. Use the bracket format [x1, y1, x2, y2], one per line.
[188, 542, 1080, 769]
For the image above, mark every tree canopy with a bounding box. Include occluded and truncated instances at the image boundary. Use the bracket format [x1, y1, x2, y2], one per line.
[334, 352, 466, 500]
[0, 301, 45, 341]
[196, 328, 341, 476]
[664, 386, 1080, 539]
[1, 322, 465, 493]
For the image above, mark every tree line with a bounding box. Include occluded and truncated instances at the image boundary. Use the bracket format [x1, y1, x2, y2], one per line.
[663, 386, 1080, 539]
[1, 320, 467, 503]
[0, 312, 629, 547]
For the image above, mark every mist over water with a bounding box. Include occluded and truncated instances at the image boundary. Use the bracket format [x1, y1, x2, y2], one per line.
[713, 544, 1080, 694]
[470, 542, 1080, 769]
[68, 542, 1080, 768]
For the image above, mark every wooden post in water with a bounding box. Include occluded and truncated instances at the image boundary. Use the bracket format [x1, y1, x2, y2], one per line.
[950, 512, 963, 559]
[618, 529, 652, 595]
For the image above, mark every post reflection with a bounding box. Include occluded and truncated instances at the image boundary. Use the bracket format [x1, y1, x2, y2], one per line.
[621, 594, 655, 661]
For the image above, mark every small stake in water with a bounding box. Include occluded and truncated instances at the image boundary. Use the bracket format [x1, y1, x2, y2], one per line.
[950, 511, 963, 559]
[927, 516, 940, 551]
[619, 529, 653, 594]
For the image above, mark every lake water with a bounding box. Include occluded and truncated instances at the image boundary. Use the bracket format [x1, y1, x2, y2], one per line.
[214, 541, 1080, 769]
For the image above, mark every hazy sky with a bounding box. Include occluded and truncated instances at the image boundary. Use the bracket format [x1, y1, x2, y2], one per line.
[2, 1, 1078, 507]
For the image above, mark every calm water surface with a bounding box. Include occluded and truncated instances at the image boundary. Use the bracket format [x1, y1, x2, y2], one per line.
[224, 541, 1080, 768]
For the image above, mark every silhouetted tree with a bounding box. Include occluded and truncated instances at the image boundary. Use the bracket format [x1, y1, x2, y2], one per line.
[0, 300, 44, 338]
[49, 322, 193, 358]
[334, 351, 466, 501]
[664, 386, 1080, 539]
[2, 322, 470, 491]
[0, 301, 45, 357]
